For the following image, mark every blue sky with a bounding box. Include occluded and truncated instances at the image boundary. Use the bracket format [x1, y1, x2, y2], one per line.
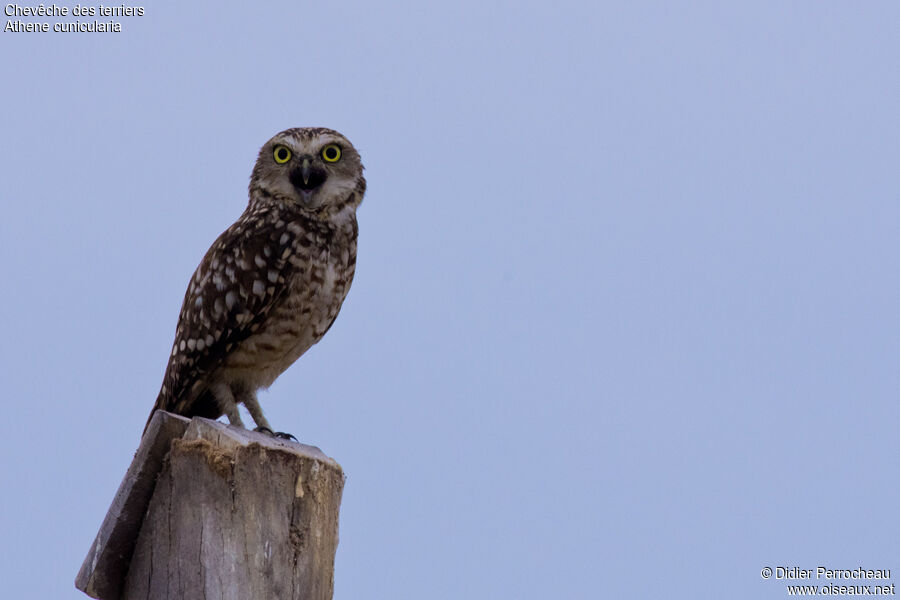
[1, 2, 898, 598]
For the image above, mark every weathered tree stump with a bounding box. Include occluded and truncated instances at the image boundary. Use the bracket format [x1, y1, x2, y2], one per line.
[76, 411, 345, 600]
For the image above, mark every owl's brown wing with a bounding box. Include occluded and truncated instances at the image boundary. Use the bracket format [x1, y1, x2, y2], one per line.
[151, 206, 315, 422]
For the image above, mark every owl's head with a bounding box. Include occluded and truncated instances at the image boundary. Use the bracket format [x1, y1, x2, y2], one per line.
[249, 127, 365, 215]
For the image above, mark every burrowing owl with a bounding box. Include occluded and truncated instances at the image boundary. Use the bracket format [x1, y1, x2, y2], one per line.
[145, 127, 366, 436]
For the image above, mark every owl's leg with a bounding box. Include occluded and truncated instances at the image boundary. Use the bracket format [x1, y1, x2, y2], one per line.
[239, 388, 272, 432]
[211, 382, 245, 428]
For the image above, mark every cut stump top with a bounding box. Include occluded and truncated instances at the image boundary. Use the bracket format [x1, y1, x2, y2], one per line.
[75, 411, 342, 600]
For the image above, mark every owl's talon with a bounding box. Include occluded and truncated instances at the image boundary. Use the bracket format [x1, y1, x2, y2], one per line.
[254, 426, 297, 441]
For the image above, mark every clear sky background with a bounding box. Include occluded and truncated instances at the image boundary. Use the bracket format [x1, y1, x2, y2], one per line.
[1, 2, 898, 598]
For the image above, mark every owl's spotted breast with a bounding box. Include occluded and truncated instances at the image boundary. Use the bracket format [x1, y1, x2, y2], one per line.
[217, 211, 358, 387]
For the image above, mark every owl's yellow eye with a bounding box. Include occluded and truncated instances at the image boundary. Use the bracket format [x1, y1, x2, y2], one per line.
[322, 144, 341, 163]
[273, 145, 292, 164]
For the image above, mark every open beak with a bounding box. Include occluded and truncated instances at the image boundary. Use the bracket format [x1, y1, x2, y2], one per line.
[290, 157, 327, 192]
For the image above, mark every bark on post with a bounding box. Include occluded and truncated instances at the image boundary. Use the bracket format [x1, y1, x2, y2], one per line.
[76, 412, 345, 600]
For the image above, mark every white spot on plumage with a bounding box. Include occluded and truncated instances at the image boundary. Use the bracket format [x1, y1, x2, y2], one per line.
[225, 290, 237, 310]
[179, 340, 186, 351]
[323, 264, 338, 291]
[194, 296, 203, 307]
[253, 280, 266, 297]
[187, 339, 196, 351]
[196, 339, 205, 351]
[279, 232, 290, 245]
[254, 254, 266, 268]
[268, 270, 279, 283]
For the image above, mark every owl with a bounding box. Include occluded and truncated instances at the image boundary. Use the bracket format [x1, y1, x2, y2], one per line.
[145, 127, 366, 437]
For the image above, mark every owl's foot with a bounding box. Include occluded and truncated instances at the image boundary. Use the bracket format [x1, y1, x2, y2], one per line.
[254, 426, 298, 441]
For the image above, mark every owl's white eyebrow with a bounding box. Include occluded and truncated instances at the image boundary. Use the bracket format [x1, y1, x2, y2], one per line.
[278, 136, 343, 151]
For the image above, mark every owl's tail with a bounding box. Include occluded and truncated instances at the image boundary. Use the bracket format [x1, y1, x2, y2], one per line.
[142, 387, 223, 437]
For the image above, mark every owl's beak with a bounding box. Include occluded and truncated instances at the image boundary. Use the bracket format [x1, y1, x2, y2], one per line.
[301, 158, 312, 185]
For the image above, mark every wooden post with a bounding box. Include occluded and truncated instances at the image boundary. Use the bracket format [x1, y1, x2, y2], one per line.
[76, 412, 345, 600]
